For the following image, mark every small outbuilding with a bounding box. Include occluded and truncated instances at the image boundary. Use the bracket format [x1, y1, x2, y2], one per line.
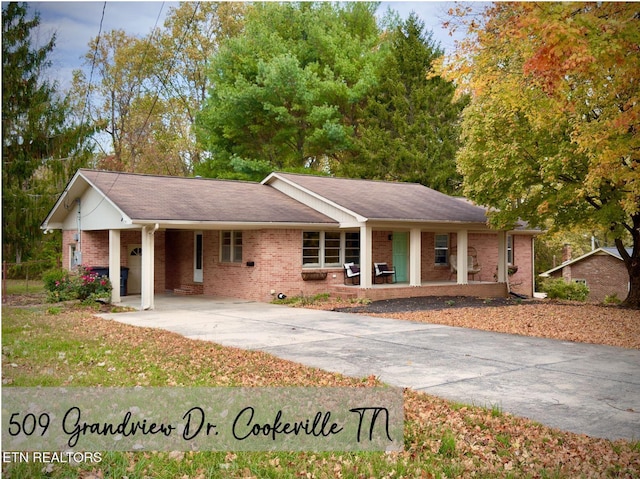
[539, 245, 631, 303]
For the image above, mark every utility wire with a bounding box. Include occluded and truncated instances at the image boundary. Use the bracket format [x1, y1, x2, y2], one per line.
[77, 1, 107, 145]
[132, 1, 201, 151]
[132, 2, 166, 101]
[65, 3, 167, 221]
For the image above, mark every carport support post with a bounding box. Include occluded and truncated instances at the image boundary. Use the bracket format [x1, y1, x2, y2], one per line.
[359, 224, 372, 288]
[141, 224, 157, 310]
[409, 228, 421, 286]
[456, 229, 469, 285]
[109, 229, 121, 303]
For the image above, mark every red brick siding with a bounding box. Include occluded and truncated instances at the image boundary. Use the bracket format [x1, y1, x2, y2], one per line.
[62, 227, 535, 301]
[415, 232, 533, 297]
[201, 229, 351, 302]
[372, 231, 393, 266]
[421, 232, 453, 281]
[550, 254, 629, 303]
[62, 228, 166, 293]
[509, 235, 533, 297]
[79, 230, 109, 266]
[332, 282, 509, 301]
[165, 230, 194, 291]
[63, 230, 145, 269]
[62, 230, 74, 269]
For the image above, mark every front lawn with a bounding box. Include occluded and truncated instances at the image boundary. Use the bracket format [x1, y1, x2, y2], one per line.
[2, 302, 639, 478]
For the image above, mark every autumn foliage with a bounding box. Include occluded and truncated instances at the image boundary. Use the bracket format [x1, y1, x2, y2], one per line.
[438, 2, 640, 308]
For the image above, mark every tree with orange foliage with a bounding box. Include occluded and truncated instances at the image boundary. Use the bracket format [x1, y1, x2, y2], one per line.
[438, 2, 640, 308]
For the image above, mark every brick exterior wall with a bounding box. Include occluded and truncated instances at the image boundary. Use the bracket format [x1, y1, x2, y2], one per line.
[62, 229, 166, 294]
[510, 235, 534, 297]
[550, 254, 629, 303]
[333, 282, 509, 301]
[61, 227, 535, 302]
[421, 232, 454, 281]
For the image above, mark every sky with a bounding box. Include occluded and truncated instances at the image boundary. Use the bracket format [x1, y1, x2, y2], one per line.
[25, 1, 465, 89]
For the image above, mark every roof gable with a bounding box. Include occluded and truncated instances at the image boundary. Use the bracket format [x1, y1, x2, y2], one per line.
[539, 246, 631, 276]
[264, 172, 489, 224]
[44, 170, 337, 228]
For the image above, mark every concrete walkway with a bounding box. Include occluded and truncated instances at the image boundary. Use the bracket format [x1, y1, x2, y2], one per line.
[100, 295, 640, 441]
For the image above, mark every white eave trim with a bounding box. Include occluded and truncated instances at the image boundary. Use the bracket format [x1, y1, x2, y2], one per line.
[538, 247, 622, 277]
[41, 170, 133, 231]
[131, 220, 339, 229]
[79, 171, 133, 223]
[262, 173, 368, 223]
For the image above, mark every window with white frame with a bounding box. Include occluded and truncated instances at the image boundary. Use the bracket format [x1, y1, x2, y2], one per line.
[435, 234, 449, 265]
[507, 234, 514, 265]
[221, 231, 242, 263]
[303, 231, 360, 268]
[344, 232, 360, 265]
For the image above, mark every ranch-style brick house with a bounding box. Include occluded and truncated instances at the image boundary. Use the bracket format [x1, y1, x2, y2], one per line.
[42, 169, 538, 309]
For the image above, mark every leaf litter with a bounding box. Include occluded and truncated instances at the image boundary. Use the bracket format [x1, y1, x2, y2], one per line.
[2, 301, 639, 477]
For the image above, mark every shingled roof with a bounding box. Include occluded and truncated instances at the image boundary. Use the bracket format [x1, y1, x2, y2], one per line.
[78, 169, 337, 225]
[267, 172, 489, 224]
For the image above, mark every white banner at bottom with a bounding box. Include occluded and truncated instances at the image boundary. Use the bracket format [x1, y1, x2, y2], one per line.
[2, 387, 403, 452]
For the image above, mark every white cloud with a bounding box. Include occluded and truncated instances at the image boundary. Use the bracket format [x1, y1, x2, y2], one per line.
[31, 1, 176, 88]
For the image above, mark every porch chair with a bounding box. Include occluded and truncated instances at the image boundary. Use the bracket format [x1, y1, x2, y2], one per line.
[449, 248, 482, 281]
[373, 262, 396, 284]
[343, 263, 361, 285]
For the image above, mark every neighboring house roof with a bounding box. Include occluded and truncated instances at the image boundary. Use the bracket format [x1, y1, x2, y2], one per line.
[539, 246, 632, 277]
[263, 172, 489, 224]
[43, 169, 337, 228]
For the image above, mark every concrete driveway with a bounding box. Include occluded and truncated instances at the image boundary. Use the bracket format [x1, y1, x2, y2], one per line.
[100, 295, 640, 441]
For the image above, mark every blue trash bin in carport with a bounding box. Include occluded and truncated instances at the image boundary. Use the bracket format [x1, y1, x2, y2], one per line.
[120, 267, 129, 296]
[91, 266, 129, 296]
[91, 267, 109, 278]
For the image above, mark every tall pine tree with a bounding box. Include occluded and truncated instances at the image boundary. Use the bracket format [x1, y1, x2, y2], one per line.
[343, 13, 466, 194]
[2, 2, 93, 269]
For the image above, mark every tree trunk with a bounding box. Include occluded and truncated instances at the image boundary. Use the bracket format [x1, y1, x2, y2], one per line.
[624, 264, 640, 309]
[617, 231, 640, 309]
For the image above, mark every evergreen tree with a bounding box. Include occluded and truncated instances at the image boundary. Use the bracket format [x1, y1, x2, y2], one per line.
[342, 13, 466, 194]
[2, 2, 93, 269]
[195, 2, 382, 180]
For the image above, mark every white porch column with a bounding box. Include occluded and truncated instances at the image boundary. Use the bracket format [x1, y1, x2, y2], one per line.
[409, 228, 422, 286]
[497, 230, 508, 283]
[141, 224, 158, 310]
[359, 224, 372, 288]
[108, 230, 121, 303]
[456, 229, 469, 285]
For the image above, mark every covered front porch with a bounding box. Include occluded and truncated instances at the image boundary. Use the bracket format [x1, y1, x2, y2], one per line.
[345, 224, 512, 292]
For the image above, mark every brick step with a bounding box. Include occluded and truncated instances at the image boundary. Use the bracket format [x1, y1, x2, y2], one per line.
[329, 286, 359, 300]
[174, 284, 204, 296]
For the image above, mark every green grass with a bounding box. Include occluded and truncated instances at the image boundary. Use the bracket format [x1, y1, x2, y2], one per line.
[438, 430, 457, 457]
[3, 278, 45, 295]
[2, 302, 639, 478]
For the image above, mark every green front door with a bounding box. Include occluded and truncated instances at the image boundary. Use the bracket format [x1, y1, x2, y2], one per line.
[392, 232, 408, 282]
